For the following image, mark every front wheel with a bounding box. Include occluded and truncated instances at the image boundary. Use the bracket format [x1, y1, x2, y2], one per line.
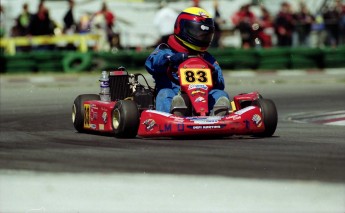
[72, 94, 100, 132]
[253, 99, 278, 137]
[112, 100, 140, 138]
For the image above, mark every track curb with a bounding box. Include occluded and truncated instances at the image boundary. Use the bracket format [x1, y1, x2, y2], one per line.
[287, 110, 345, 126]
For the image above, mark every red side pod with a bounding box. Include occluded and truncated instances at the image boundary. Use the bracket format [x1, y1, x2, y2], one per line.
[233, 92, 260, 110]
[83, 100, 116, 132]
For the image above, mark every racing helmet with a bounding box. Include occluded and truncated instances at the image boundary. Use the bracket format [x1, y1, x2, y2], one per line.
[174, 7, 215, 52]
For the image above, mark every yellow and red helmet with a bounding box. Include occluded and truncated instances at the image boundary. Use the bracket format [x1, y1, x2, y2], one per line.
[174, 7, 215, 52]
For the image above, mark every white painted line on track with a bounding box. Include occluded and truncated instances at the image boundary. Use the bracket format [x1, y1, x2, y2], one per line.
[1, 170, 344, 213]
[325, 120, 345, 126]
[288, 111, 345, 126]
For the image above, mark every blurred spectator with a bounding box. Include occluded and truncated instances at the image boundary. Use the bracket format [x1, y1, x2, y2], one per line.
[91, 1, 117, 50]
[29, 2, 55, 36]
[337, 0, 345, 45]
[12, 3, 33, 51]
[15, 3, 33, 36]
[91, 12, 110, 51]
[77, 14, 91, 34]
[153, 1, 178, 44]
[231, 4, 256, 48]
[294, 2, 314, 47]
[192, 0, 200, 7]
[0, 5, 6, 37]
[95, 2, 115, 34]
[274, 2, 295, 47]
[310, 12, 326, 48]
[210, 0, 225, 48]
[323, 3, 341, 47]
[63, 0, 76, 34]
[29, 2, 55, 50]
[153, 1, 178, 45]
[257, 6, 274, 48]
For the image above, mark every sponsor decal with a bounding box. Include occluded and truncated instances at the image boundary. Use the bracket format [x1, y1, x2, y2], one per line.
[91, 112, 98, 120]
[173, 117, 185, 123]
[90, 124, 97, 129]
[195, 97, 206, 103]
[252, 114, 262, 127]
[226, 114, 241, 120]
[143, 119, 156, 131]
[102, 112, 108, 124]
[91, 104, 98, 110]
[187, 124, 226, 130]
[84, 104, 91, 128]
[99, 124, 104, 130]
[159, 124, 172, 133]
[177, 123, 184, 132]
[198, 11, 207, 18]
[235, 106, 255, 115]
[186, 116, 221, 124]
[191, 89, 206, 96]
[188, 84, 208, 90]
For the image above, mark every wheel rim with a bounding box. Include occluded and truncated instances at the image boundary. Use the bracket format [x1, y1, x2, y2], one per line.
[72, 104, 76, 123]
[112, 109, 120, 129]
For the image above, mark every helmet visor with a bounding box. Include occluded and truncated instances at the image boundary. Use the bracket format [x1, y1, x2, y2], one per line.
[183, 20, 215, 46]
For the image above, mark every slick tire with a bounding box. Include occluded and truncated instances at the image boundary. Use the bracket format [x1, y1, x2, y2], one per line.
[253, 99, 278, 137]
[112, 100, 140, 138]
[72, 94, 100, 133]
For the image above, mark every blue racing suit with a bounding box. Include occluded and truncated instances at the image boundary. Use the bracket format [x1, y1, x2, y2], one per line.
[145, 44, 229, 113]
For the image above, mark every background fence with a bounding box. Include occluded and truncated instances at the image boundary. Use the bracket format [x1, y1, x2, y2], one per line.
[1, 46, 344, 74]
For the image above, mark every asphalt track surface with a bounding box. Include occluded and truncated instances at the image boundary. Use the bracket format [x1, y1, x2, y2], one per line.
[1, 71, 345, 212]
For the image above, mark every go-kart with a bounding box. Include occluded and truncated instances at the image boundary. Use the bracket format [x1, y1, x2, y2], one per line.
[72, 56, 278, 138]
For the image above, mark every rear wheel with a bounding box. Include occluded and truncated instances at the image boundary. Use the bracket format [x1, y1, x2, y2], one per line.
[112, 100, 140, 138]
[253, 99, 278, 137]
[72, 94, 100, 132]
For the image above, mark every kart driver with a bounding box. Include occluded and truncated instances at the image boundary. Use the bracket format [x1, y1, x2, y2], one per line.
[145, 7, 230, 116]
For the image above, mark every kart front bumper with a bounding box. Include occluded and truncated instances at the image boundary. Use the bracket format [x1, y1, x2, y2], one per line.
[138, 107, 265, 138]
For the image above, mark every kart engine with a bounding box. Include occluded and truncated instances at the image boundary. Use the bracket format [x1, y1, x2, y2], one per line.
[109, 68, 155, 111]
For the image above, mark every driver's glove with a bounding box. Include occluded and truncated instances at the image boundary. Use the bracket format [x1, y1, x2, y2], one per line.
[167, 53, 188, 66]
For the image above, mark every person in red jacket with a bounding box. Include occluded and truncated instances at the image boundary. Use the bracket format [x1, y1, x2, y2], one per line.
[231, 4, 256, 48]
[96, 2, 115, 29]
[257, 6, 273, 48]
[94, 2, 116, 49]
